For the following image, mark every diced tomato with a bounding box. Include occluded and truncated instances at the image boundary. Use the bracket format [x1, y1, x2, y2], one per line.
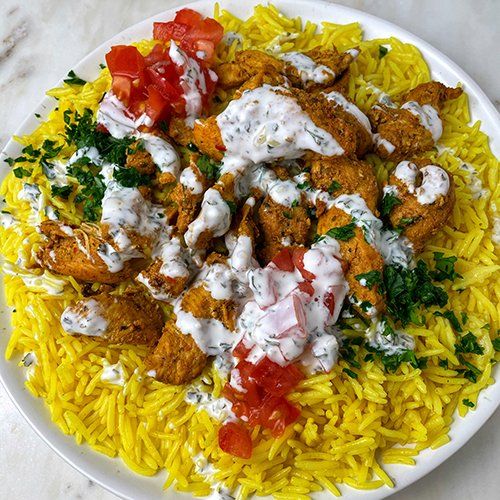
[251, 357, 304, 397]
[186, 38, 216, 62]
[218, 422, 253, 459]
[271, 248, 295, 272]
[144, 43, 171, 66]
[174, 8, 204, 26]
[146, 64, 185, 114]
[259, 395, 301, 437]
[96, 123, 109, 134]
[323, 291, 336, 316]
[297, 280, 314, 296]
[106, 45, 146, 80]
[292, 247, 316, 281]
[185, 17, 224, 44]
[233, 340, 251, 360]
[144, 85, 170, 123]
[153, 21, 190, 42]
[111, 75, 134, 106]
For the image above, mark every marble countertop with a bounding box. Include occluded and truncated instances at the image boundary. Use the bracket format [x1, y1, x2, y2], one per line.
[0, 0, 498, 499]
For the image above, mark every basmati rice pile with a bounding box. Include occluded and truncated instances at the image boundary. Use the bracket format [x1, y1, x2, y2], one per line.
[1, 3, 499, 498]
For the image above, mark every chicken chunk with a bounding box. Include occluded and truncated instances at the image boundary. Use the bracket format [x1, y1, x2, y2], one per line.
[193, 86, 359, 163]
[168, 116, 195, 148]
[368, 81, 463, 161]
[310, 156, 379, 213]
[126, 142, 156, 175]
[146, 280, 237, 385]
[36, 221, 144, 284]
[317, 206, 385, 315]
[386, 160, 455, 253]
[258, 196, 311, 264]
[216, 50, 285, 89]
[145, 321, 207, 385]
[170, 158, 211, 233]
[61, 290, 164, 345]
[402, 81, 463, 110]
[136, 236, 195, 301]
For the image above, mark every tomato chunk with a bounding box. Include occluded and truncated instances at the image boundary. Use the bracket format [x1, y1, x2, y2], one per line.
[251, 357, 304, 397]
[174, 8, 204, 26]
[324, 290, 336, 316]
[271, 248, 295, 272]
[153, 21, 190, 42]
[106, 45, 145, 80]
[218, 422, 252, 459]
[292, 247, 316, 280]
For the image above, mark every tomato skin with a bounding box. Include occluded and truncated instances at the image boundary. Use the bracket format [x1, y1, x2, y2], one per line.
[145, 85, 170, 123]
[271, 248, 295, 272]
[106, 45, 145, 80]
[233, 340, 251, 360]
[251, 357, 304, 397]
[297, 280, 314, 296]
[111, 75, 133, 106]
[153, 21, 190, 42]
[218, 422, 252, 459]
[324, 291, 336, 316]
[174, 8, 204, 26]
[185, 18, 224, 44]
[292, 247, 315, 280]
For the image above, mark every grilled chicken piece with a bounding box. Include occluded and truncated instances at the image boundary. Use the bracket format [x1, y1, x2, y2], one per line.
[36, 221, 144, 284]
[368, 81, 462, 161]
[310, 156, 379, 213]
[317, 206, 385, 316]
[60, 290, 164, 345]
[146, 280, 237, 385]
[258, 196, 311, 264]
[385, 159, 455, 253]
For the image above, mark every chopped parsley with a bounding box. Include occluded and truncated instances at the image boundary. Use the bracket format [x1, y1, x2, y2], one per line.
[186, 142, 199, 152]
[327, 180, 342, 194]
[197, 154, 221, 180]
[458, 359, 481, 383]
[462, 398, 475, 408]
[339, 336, 363, 369]
[291, 199, 299, 208]
[113, 167, 151, 188]
[438, 358, 449, 369]
[461, 312, 468, 326]
[225, 199, 237, 215]
[326, 221, 356, 241]
[492, 338, 500, 352]
[297, 181, 311, 190]
[430, 252, 462, 282]
[455, 332, 484, 355]
[63, 70, 87, 86]
[365, 344, 427, 372]
[380, 192, 401, 217]
[378, 45, 389, 58]
[383, 260, 448, 326]
[50, 185, 73, 199]
[433, 310, 463, 332]
[283, 210, 292, 219]
[355, 270, 383, 291]
[13, 167, 31, 178]
[343, 367, 358, 379]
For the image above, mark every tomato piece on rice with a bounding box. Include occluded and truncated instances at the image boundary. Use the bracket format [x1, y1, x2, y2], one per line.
[218, 422, 252, 459]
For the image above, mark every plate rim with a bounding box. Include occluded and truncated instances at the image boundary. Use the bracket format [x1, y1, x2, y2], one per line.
[0, 1, 498, 499]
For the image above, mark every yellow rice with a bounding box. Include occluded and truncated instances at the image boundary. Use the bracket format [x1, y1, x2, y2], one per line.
[1, 3, 499, 498]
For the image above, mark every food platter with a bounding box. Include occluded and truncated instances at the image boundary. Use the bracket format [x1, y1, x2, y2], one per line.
[0, 0, 498, 499]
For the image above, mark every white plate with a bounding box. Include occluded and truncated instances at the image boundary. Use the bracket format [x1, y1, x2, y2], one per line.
[0, 1, 499, 499]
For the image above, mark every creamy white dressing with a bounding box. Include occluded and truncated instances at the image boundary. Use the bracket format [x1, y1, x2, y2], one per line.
[222, 31, 243, 46]
[323, 91, 372, 135]
[184, 384, 236, 422]
[394, 161, 450, 204]
[97, 92, 152, 138]
[366, 319, 415, 355]
[180, 166, 203, 194]
[201, 263, 235, 301]
[42, 160, 68, 186]
[216, 84, 344, 173]
[281, 51, 336, 84]
[373, 133, 395, 154]
[460, 162, 489, 200]
[401, 101, 443, 142]
[0, 211, 17, 229]
[137, 133, 180, 178]
[18, 183, 46, 225]
[169, 41, 217, 127]
[61, 298, 108, 337]
[101, 360, 125, 386]
[185, 189, 231, 248]
[3, 262, 67, 295]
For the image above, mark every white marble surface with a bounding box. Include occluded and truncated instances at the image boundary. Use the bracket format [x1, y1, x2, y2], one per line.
[0, 0, 498, 499]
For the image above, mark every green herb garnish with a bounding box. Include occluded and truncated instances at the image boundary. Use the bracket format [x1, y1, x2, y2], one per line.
[225, 199, 237, 215]
[327, 180, 341, 194]
[355, 270, 383, 291]
[380, 192, 402, 217]
[326, 221, 356, 241]
[378, 45, 389, 58]
[64, 70, 87, 86]
[462, 398, 475, 408]
[197, 154, 221, 180]
[430, 252, 462, 282]
[113, 167, 151, 188]
[434, 310, 463, 332]
[455, 332, 484, 355]
[50, 185, 73, 200]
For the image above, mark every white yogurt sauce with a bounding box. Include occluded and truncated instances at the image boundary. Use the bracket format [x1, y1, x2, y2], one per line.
[180, 166, 203, 194]
[216, 84, 344, 173]
[366, 319, 415, 355]
[281, 51, 336, 84]
[394, 161, 418, 192]
[323, 91, 372, 135]
[61, 298, 108, 337]
[3, 262, 67, 295]
[401, 101, 443, 142]
[185, 188, 231, 248]
[137, 133, 180, 179]
[97, 92, 152, 138]
[101, 360, 125, 386]
[373, 133, 395, 154]
[184, 384, 236, 422]
[169, 41, 217, 127]
[0, 211, 17, 229]
[460, 162, 489, 200]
